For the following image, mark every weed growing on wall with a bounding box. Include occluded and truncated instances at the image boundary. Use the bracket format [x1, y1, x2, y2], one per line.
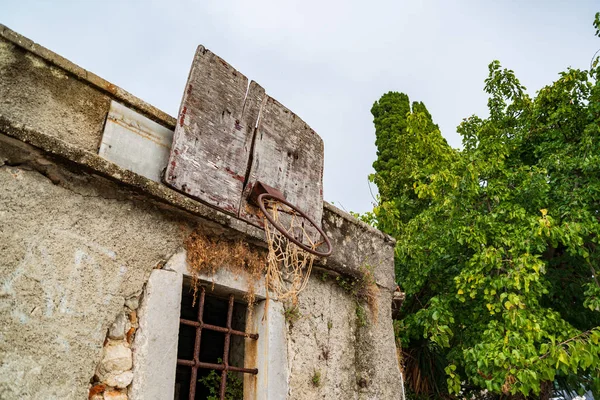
[334, 264, 380, 325]
[283, 304, 302, 325]
[312, 370, 322, 387]
[198, 367, 243, 400]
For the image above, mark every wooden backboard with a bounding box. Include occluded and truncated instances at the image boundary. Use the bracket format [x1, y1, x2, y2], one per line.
[164, 46, 265, 214]
[165, 46, 324, 228]
[239, 96, 324, 227]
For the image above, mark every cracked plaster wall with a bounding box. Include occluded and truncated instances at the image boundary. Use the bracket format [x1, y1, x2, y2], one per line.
[0, 144, 189, 399]
[0, 38, 110, 153]
[286, 275, 401, 400]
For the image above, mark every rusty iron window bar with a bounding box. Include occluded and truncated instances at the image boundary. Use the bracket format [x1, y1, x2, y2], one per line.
[177, 286, 259, 400]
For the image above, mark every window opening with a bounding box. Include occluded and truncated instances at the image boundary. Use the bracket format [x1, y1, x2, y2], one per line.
[175, 284, 259, 400]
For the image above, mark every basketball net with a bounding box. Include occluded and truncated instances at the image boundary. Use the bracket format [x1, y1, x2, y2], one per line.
[262, 199, 318, 305]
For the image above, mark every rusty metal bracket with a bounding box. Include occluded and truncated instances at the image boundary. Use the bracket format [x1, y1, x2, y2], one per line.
[248, 181, 286, 206]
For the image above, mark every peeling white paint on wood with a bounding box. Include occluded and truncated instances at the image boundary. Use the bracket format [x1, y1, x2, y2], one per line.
[240, 95, 324, 228]
[164, 46, 324, 230]
[164, 46, 265, 215]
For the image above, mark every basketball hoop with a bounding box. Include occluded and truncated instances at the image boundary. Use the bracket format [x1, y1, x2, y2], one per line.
[249, 181, 332, 303]
[257, 193, 332, 257]
[249, 181, 332, 257]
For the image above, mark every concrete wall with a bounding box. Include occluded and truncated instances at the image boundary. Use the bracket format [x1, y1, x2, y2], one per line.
[286, 274, 400, 400]
[0, 138, 188, 399]
[0, 25, 402, 400]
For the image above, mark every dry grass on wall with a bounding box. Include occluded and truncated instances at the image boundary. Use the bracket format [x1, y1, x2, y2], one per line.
[184, 230, 380, 328]
[184, 230, 267, 308]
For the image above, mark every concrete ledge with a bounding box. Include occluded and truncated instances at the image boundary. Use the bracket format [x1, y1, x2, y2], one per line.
[323, 202, 395, 244]
[0, 120, 265, 244]
[0, 122, 396, 289]
[323, 203, 397, 291]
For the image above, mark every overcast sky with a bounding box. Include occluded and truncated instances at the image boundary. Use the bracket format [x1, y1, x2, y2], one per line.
[3, 0, 599, 213]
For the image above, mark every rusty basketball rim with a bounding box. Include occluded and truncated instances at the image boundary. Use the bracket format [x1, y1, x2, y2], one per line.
[254, 189, 333, 257]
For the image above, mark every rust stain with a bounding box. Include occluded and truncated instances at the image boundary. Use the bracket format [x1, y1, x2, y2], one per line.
[129, 310, 137, 325]
[187, 84, 193, 96]
[223, 203, 237, 213]
[244, 334, 258, 399]
[179, 106, 187, 127]
[225, 167, 245, 183]
[126, 327, 135, 343]
[103, 83, 118, 95]
[244, 203, 265, 228]
[88, 384, 106, 399]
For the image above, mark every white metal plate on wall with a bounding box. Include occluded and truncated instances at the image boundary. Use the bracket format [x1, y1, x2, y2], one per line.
[99, 101, 174, 182]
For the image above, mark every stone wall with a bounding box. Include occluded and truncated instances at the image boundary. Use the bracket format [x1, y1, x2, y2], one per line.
[89, 295, 141, 400]
[0, 24, 403, 400]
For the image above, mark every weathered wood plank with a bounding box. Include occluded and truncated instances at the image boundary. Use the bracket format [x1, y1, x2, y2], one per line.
[164, 46, 265, 214]
[240, 96, 324, 229]
[165, 46, 325, 233]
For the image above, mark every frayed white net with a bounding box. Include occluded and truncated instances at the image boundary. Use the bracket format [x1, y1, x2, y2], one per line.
[262, 199, 321, 305]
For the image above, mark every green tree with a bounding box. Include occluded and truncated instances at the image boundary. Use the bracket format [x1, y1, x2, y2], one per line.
[370, 13, 600, 399]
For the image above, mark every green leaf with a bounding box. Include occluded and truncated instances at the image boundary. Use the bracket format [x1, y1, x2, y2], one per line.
[373, 15, 600, 397]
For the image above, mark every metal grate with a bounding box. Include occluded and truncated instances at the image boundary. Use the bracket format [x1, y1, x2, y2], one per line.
[177, 286, 259, 400]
